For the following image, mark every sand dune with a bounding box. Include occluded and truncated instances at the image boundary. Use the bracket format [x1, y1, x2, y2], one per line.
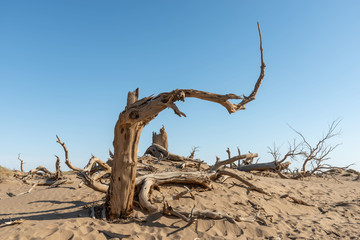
[1, 163, 359, 239]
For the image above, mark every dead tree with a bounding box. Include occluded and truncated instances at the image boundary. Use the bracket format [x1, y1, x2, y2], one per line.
[237, 161, 290, 172]
[152, 125, 168, 151]
[13, 154, 66, 187]
[188, 146, 199, 159]
[18, 154, 24, 173]
[56, 140, 270, 221]
[105, 22, 266, 220]
[268, 120, 341, 179]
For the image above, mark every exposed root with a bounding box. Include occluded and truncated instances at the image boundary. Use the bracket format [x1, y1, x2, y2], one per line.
[280, 194, 314, 206]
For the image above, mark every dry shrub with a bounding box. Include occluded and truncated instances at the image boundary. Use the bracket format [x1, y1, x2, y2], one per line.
[0, 165, 12, 182]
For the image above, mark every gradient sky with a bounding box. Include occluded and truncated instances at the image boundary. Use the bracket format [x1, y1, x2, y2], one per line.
[1, 1, 359, 172]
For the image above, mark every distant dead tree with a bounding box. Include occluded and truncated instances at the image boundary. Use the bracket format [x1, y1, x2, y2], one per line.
[188, 146, 199, 159]
[269, 119, 341, 179]
[18, 154, 24, 173]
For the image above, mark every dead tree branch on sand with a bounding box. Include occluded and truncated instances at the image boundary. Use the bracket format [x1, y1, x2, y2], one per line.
[188, 146, 199, 159]
[145, 144, 203, 164]
[13, 154, 67, 188]
[211, 153, 259, 171]
[56, 134, 270, 220]
[56, 136, 111, 193]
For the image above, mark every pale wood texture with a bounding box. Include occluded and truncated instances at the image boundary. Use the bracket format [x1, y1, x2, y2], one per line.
[211, 153, 258, 171]
[56, 136, 111, 193]
[152, 126, 168, 151]
[145, 144, 202, 163]
[237, 161, 290, 172]
[98, 22, 264, 220]
[54, 155, 63, 179]
[18, 154, 24, 173]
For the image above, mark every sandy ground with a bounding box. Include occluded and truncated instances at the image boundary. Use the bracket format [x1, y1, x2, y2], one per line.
[1, 162, 359, 240]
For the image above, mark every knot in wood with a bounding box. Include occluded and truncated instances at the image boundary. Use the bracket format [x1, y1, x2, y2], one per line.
[174, 91, 185, 102]
[129, 111, 140, 119]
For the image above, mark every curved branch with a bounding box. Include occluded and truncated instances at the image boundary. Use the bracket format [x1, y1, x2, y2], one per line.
[56, 135, 83, 172]
[56, 136, 110, 192]
[119, 23, 266, 125]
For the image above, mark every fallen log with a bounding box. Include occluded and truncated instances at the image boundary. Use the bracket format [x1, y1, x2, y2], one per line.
[163, 203, 235, 223]
[145, 144, 202, 163]
[237, 161, 290, 172]
[29, 166, 54, 177]
[211, 153, 258, 171]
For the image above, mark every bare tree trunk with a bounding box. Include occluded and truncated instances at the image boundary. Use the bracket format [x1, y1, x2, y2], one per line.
[152, 126, 168, 151]
[211, 153, 258, 171]
[18, 154, 24, 173]
[55, 155, 63, 180]
[106, 89, 146, 219]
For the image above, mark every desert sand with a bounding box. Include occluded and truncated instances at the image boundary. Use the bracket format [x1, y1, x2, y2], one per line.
[1, 161, 359, 240]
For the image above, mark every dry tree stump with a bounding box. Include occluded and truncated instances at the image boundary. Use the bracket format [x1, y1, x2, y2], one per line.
[152, 125, 168, 151]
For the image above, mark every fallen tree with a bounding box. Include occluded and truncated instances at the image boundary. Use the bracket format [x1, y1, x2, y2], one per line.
[145, 143, 203, 164]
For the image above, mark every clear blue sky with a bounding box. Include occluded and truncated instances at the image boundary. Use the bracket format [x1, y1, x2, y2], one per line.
[1, 1, 359, 171]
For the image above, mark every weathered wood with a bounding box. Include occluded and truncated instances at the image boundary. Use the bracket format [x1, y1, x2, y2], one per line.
[237, 161, 290, 172]
[57, 135, 83, 172]
[57, 22, 266, 220]
[226, 148, 236, 168]
[152, 126, 168, 151]
[188, 146, 198, 159]
[23, 178, 72, 186]
[6, 182, 38, 197]
[163, 202, 196, 223]
[54, 155, 63, 179]
[280, 194, 314, 206]
[1, 219, 24, 226]
[211, 153, 258, 171]
[18, 154, 24, 173]
[145, 144, 202, 163]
